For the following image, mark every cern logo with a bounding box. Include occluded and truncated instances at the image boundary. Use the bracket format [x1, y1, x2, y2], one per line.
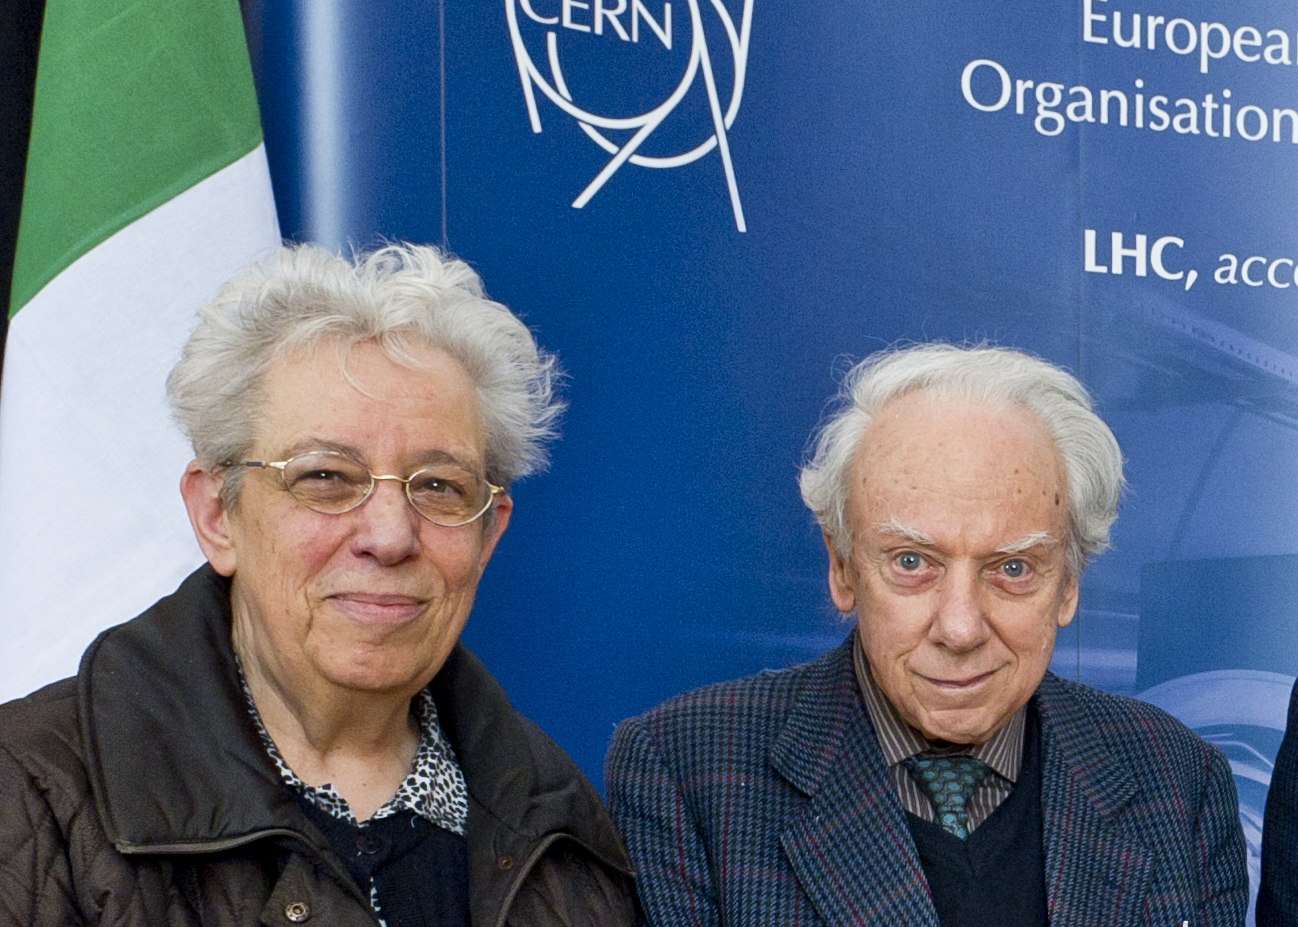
[506, 0, 754, 232]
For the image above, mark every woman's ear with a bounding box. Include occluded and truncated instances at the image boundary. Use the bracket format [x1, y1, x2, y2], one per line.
[179, 461, 237, 576]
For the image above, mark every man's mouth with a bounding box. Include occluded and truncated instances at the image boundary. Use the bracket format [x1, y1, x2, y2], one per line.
[920, 669, 997, 690]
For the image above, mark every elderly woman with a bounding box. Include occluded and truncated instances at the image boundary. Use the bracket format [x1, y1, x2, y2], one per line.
[0, 244, 636, 926]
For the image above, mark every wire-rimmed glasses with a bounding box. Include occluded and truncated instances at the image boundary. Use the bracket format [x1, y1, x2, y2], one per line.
[239, 451, 503, 527]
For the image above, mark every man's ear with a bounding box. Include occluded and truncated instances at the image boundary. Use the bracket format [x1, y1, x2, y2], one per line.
[179, 461, 237, 577]
[824, 530, 857, 614]
[1056, 577, 1080, 629]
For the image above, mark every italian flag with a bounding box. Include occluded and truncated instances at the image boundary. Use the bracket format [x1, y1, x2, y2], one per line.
[0, 0, 280, 700]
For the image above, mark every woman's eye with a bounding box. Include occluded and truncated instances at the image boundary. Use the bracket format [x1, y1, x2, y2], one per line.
[297, 468, 348, 484]
[411, 476, 466, 498]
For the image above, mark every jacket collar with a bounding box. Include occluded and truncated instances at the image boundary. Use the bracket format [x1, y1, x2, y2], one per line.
[771, 637, 942, 927]
[81, 565, 629, 921]
[1035, 672, 1152, 927]
[80, 565, 310, 852]
[430, 643, 632, 925]
[1035, 672, 1141, 816]
[767, 643, 1146, 818]
[768, 639, 1152, 927]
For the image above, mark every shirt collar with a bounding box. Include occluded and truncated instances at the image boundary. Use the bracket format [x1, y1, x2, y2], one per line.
[851, 630, 1025, 783]
[239, 666, 469, 834]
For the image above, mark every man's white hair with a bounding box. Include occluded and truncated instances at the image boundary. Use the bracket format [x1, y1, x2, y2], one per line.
[798, 344, 1124, 578]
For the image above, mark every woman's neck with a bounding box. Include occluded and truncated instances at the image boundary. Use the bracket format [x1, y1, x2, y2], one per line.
[236, 631, 423, 821]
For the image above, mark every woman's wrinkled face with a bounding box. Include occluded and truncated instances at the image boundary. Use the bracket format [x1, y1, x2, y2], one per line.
[215, 339, 510, 700]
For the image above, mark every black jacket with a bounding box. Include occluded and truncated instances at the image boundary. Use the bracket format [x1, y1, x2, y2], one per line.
[1260, 677, 1298, 927]
[0, 566, 636, 927]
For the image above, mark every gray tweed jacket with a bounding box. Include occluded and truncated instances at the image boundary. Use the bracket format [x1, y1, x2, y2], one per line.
[606, 636, 1247, 927]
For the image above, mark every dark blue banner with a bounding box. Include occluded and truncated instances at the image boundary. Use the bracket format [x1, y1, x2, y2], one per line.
[252, 1, 1298, 917]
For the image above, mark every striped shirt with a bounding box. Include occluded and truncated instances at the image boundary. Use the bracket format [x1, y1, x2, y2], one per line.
[851, 633, 1024, 833]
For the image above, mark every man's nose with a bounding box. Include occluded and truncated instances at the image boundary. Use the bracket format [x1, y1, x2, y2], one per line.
[930, 565, 990, 652]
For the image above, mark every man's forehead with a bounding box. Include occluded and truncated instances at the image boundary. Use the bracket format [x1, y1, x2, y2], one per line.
[853, 393, 1064, 486]
[848, 393, 1069, 549]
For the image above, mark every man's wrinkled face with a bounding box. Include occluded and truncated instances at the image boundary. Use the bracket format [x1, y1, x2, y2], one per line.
[827, 391, 1078, 745]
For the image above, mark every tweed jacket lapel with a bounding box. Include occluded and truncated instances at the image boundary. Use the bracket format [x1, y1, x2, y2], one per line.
[771, 640, 941, 927]
[1036, 673, 1153, 927]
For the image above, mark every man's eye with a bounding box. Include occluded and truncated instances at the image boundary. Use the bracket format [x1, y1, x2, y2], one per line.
[1000, 558, 1029, 579]
[896, 552, 925, 572]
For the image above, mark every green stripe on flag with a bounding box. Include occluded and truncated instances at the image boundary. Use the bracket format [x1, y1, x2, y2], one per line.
[9, 0, 264, 316]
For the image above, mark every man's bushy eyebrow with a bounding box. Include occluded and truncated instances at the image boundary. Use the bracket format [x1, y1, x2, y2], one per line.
[873, 518, 936, 546]
[995, 532, 1058, 556]
[872, 520, 1059, 557]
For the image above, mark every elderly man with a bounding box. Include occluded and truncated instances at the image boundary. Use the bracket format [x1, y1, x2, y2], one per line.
[607, 344, 1246, 927]
[0, 244, 635, 926]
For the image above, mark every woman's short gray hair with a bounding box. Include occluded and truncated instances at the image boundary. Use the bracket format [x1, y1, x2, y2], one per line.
[798, 344, 1124, 578]
[167, 243, 562, 504]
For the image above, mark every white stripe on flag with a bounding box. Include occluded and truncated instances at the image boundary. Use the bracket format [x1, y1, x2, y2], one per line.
[0, 145, 279, 700]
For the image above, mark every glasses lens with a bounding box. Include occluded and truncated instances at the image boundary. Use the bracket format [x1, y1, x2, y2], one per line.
[406, 465, 488, 525]
[281, 453, 372, 513]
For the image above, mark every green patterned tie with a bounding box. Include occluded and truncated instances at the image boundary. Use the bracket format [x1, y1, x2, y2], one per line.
[902, 755, 991, 839]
